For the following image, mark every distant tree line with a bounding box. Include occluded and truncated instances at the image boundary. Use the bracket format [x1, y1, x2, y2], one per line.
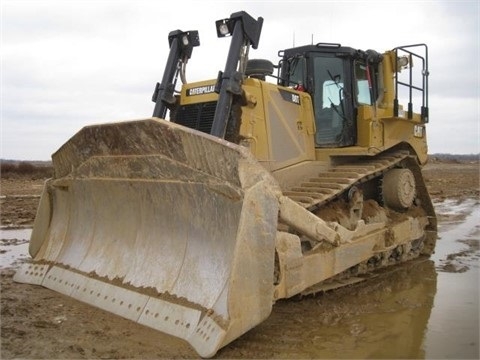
[0, 153, 478, 180]
[1, 160, 53, 179]
[430, 153, 479, 162]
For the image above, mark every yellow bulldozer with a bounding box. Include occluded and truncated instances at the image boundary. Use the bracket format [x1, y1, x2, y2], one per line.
[14, 11, 436, 358]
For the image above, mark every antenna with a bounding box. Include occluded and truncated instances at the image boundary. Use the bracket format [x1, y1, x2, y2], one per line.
[293, 32, 295, 47]
[311, 34, 314, 45]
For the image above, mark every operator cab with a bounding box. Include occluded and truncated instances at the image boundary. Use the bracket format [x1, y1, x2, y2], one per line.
[278, 43, 383, 148]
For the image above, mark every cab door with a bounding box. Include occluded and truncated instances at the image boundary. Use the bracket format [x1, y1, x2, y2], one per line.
[310, 55, 356, 147]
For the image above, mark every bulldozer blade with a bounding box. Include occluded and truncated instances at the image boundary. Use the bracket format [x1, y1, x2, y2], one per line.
[14, 118, 282, 358]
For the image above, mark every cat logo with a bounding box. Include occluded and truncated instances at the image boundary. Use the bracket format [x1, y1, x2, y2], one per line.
[187, 85, 215, 96]
[278, 89, 301, 105]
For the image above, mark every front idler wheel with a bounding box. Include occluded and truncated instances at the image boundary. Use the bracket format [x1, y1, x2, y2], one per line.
[382, 168, 416, 210]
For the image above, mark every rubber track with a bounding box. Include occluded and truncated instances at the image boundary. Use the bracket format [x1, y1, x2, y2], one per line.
[284, 150, 411, 209]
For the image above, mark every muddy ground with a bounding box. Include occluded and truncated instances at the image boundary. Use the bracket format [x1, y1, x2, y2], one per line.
[1, 158, 479, 359]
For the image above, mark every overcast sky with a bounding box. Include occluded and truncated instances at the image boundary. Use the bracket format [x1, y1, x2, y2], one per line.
[1, 0, 479, 160]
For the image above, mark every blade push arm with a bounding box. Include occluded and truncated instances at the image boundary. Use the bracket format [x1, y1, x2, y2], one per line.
[152, 30, 200, 119]
[210, 11, 263, 138]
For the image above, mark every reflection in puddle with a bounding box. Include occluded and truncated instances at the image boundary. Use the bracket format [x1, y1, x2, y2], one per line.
[220, 259, 438, 359]
[1, 202, 479, 359]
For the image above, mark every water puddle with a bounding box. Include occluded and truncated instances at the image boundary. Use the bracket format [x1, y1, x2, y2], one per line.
[0, 228, 31, 270]
[432, 199, 480, 263]
[424, 200, 479, 359]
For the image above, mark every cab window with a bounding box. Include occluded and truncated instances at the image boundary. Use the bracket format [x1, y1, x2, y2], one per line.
[355, 62, 372, 105]
[287, 56, 307, 89]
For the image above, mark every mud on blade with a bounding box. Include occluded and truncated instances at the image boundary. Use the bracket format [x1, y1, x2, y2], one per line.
[14, 118, 281, 358]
